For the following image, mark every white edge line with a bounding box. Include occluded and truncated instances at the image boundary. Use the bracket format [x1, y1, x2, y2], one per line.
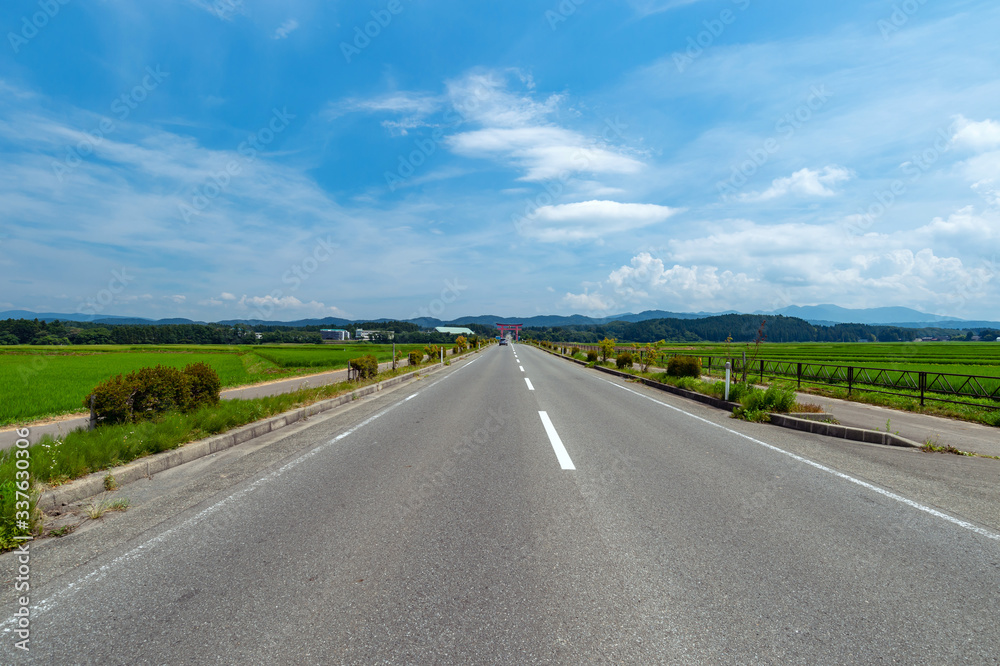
[525, 378, 535, 391]
[1, 379, 434, 631]
[539, 411, 575, 470]
[600, 377, 1000, 542]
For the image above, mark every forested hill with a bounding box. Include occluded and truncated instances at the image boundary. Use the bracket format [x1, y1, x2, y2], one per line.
[522, 314, 997, 344]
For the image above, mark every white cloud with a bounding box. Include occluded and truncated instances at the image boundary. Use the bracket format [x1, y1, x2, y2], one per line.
[445, 71, 561, 129]
[738, 166, 853, 202]
[608, 252, 755, 304]
[327, 93, 441, 120]
[237, 295, 349, 319]
[165, 294, 187, 304]
[520, 200, 680, 242]
[273, 19, 299, 40]
[448, 126, 643, 182]
[626, 0, 709, 18]
[561, 290, 614, 312]
[951, 116, 1000, 150]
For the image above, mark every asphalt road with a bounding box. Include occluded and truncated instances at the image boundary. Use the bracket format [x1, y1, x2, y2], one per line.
[3, 343, 999, 664]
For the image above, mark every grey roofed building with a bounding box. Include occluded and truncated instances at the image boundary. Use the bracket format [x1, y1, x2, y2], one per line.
[434, 326, 475, 336]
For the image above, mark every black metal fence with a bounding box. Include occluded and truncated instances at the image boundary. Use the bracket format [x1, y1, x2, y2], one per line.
[702, 357, 1000, 410]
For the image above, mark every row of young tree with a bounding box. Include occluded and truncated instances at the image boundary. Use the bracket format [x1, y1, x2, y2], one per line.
[521, 314, 999, 344]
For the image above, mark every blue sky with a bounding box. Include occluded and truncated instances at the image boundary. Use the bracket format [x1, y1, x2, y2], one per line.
[2, 0, 999, 322]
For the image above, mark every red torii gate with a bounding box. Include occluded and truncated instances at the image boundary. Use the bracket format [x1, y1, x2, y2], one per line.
[496, 323, 523, 341]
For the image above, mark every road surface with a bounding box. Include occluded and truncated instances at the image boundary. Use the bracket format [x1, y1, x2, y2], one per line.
[3, 343, 999, 663]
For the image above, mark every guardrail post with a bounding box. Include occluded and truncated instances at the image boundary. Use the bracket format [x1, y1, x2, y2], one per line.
[847, 366, 854, 396]
[759, 359, 764, 384]
[919, 372, 927, 406]
[89, 394, 96, 430]
[797, 363, 802, 389]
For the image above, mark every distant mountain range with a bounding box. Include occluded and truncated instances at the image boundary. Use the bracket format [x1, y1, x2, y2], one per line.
[3, 306, 998, 331]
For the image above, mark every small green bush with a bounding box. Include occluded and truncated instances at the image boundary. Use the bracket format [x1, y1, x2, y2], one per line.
[88, 373, 138, 425]
[131, 366, 190, 418]
[727, 382, 751, 403]
[667, 355, 701, 377]
[349, 354, 379, 380]
[182, 362, 221, 409]
[88, 363, 221, 425]
[616, 352, 634, 370]
[408, 351, 421, 366]
[571, 346, 580, 356]
[729, 385, 795, 413]
[586, 350, 599, 363]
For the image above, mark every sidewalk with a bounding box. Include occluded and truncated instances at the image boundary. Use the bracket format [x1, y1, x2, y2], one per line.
[789, 392, 1000, 458]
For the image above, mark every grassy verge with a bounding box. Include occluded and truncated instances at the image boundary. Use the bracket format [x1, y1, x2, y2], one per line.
[0, 363, 428, 551]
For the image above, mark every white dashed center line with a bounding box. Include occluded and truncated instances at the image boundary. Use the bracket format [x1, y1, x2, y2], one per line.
[539, 411, 575, 470]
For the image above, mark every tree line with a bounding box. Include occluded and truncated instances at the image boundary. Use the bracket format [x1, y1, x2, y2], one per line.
[0, 318, 502, 346]
[519, 314, 1000, 344]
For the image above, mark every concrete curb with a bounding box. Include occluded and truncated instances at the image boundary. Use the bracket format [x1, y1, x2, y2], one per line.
[768, 413, 922, 448]
[532, 345, 922, 450]
[38, 351, 480, 511]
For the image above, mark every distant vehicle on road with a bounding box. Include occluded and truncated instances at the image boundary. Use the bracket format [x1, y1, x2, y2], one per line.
[499, 338, 508, 346]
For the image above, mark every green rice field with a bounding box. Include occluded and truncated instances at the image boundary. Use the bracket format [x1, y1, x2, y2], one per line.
[0, 343, 427, 426]
[583, 341, 1000, 376]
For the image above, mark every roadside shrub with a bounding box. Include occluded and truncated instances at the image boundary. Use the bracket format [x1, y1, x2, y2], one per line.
[424, 345, 440, 362]
[598, 338, 616, 362]
[88, 364, 217, 425]
[131, 366, 191, 419]
[571, 346, 580, 356]
[727, 382, 751, 403]
[667, 355, 701, 378]
[738, 385, 796, 416]
[408, 351, 421, 366]
[616, 352, 634, 370]
[183, 362, 221, 408]
[88, 373, 139, 425]
[349, 354, 379, 380]
[586, 350, 599, 363]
